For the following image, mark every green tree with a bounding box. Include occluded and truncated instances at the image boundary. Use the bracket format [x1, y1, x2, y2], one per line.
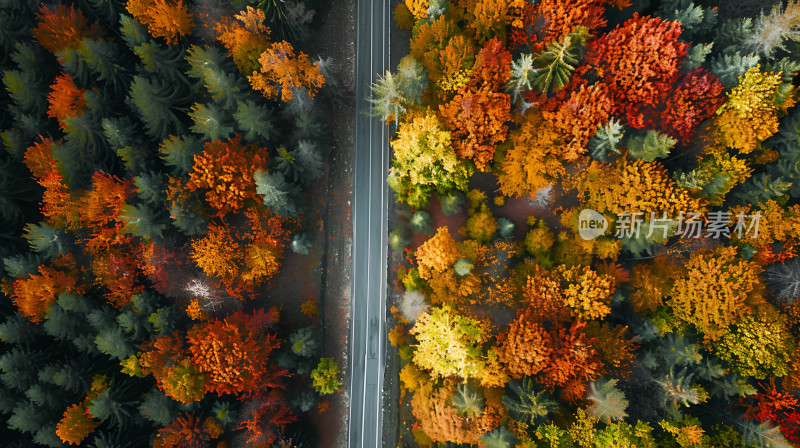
[254, 170, 303, 218]
[189, 102, 234, 141]
[501, 377, 557, 424]
[311, 357, 342, 395]
[127, 75, 186, 140]
[531, 28, 588, 94]
[234, 100, 277, 143]
[289, 326, 320, 358]
[587, 379, 628, 423]
[158, 134, 201, 175]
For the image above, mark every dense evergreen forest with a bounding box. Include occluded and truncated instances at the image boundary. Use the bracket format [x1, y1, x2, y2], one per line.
[0, 0, 344, 445]
[377, 0, 800, 446]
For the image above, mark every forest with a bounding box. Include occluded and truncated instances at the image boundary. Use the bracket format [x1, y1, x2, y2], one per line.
[377, 0, 800, 446]
[0, 0, 345, 445]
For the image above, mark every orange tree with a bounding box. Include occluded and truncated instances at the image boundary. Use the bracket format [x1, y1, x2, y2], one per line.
[438, 37, 511, 171]
[126, 0, 194, 45]
[248, 41, 325, 102]
[186, 134, 269, 217]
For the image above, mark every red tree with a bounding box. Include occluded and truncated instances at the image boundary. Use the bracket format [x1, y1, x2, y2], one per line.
[583, 14, 688, 128]
[33, 4, 103, 54]
[47, 74, 87, 128]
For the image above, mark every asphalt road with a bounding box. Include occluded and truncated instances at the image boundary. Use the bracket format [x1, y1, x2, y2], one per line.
[348, 0, 390, 445]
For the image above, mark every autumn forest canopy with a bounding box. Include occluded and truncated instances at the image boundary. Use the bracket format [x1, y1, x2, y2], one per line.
[0, 0, 343, 445]
[380, 0, 800, 446]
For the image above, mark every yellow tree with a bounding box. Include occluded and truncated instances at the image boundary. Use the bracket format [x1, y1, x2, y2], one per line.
[669, 246, 763, 341]
[191, 224, 241, 279]
[409, 306, 487, 381]
[715, 65, 796, 153]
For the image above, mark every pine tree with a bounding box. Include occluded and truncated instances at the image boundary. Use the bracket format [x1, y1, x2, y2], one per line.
[185, 44, 246, 112]
[451, 383, 484, 418]
[531, 28, 587, 94]
[506, 53, 535, 104]
[76, 37, 130, 92]
[479, 427, 517, 448]
[254, 170, 303, 218]
[588, 118, 625, 162]
[189, 102, 234, 141]
[625, 130, 676, 161]
[134, 39, 190, 88]
[587, 379, 628, 422]
[289, 326, 320, 358]
[369, 71, 407, 121]
[23, 223, 69, 260]
[127, 75, 186, 140]
[234, 100, 277, 143]
[501, 377, 557, 424]
[138, 388, 176, 426]
[158, 134, 201, 175]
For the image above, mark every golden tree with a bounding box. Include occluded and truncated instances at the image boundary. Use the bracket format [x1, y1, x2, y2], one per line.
[415, 227, 462, 279]
[557, 264, 615, 321]
[215, 7, 271, 74]
[669, 246, 763, 341]
[191, 224, 241, 279]
[715, 65, 796, 153]
[411, 381, 501, 444]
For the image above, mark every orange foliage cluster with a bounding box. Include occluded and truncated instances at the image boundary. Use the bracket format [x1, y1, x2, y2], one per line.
[543, 83, 612, 161]
[237, 389, 296, 447]
[24, 139, 80, 228]
[508, 0, 612, 52]
[153, 413, 217, 448]
[496, 308, 551, 378]
[729, 200, 800, 254]
[215, 7, 271, 74]
[11, 254, 83, 323]
[411, 381, 501, 444]
[628, 255, 686, 314]
[191, 206, 291, 293]
[126, 0, 194, 45]
[498, 111, 564, 197]
[33, 4, 103, 54]
[249, 41, 325, 102]
[415, 227, 462, 279]
[410, 16, 475, 83]
[439, 38, 511, 170]
[56, 404, 99, 445]
[186, 310, 283, 397]
[583, 14, 688, 128]
[187, 134, 269, 216]
[47, 74, 87, 128]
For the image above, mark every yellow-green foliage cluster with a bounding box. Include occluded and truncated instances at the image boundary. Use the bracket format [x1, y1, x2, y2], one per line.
[715, 307, 796, 379]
